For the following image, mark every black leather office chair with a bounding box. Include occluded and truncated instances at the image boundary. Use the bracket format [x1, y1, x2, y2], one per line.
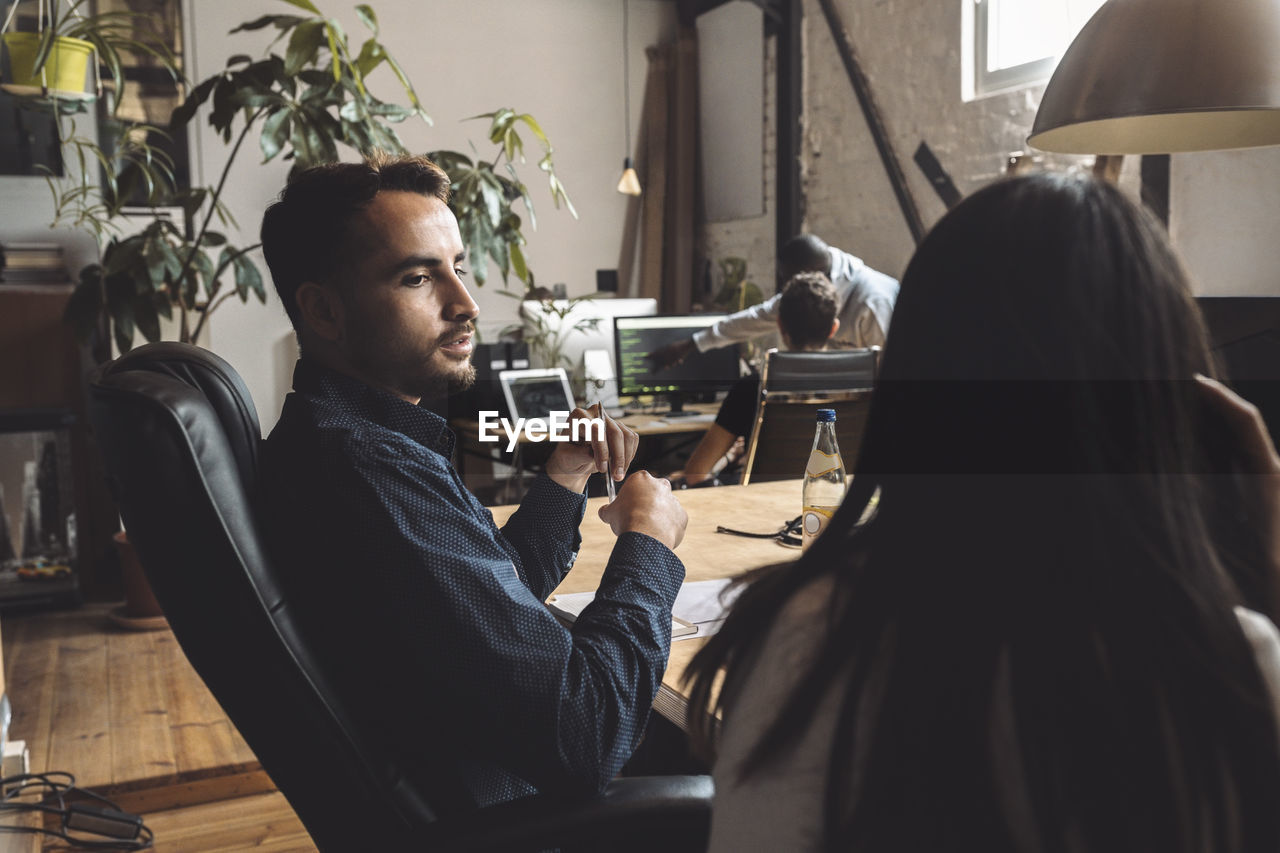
[87, 342, 711, 852]
[740, 347, 879, 485]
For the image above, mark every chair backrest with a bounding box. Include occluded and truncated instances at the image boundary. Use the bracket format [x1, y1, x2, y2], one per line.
[87, 343, 432, 850]
[740, 348, 878, 485]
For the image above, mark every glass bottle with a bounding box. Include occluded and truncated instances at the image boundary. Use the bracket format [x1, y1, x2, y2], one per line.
[802, 408, 846, 552]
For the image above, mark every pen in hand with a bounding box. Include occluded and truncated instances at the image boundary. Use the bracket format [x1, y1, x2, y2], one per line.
[596, 401, 617, 502]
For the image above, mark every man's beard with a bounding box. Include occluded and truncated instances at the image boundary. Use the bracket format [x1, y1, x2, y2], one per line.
[347, 319, 477, 401]
[442, 361, 477, 395]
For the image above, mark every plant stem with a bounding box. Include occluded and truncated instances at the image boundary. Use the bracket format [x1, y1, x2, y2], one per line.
[201, 289, 239, 321]
[173, 105, 267, 338]
[189, 242, 262, 343]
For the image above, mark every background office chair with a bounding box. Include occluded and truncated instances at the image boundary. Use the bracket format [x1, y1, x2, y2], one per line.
[740, 347, 879, 485]
[87, 342, 711, 852]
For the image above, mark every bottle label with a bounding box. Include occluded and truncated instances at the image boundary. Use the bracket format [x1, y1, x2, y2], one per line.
[805, 449, 842, 478]
[801, 505, 837, 551]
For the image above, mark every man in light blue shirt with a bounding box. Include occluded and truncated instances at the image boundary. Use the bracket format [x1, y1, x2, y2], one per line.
[650, 234, 899, 369]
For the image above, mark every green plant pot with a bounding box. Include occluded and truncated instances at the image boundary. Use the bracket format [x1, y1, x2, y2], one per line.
[1, 32, 95, 100]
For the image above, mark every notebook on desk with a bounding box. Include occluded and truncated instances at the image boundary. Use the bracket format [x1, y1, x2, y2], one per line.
[548, 578, 740, 640]
[548, 594, 697, 637]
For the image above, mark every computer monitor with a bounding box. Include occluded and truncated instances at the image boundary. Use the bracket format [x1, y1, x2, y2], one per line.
[614, 314, 742, 415]
[519, 297, 659, 377]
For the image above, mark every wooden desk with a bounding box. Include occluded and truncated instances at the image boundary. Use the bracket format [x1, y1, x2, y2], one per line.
[492, 478, 803, 730]
[1, 604, 272, 816]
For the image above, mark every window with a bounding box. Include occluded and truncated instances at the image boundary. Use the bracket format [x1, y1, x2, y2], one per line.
[966, 0, 1105, 99]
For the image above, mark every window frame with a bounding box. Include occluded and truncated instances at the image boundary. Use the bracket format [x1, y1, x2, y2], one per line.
[971, 0, 1061, 98]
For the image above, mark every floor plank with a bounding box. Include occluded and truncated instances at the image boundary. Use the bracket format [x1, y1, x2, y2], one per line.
[36, 791, 314, 852]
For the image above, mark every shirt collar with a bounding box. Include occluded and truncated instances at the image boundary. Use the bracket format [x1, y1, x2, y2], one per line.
[291, 358, 456, 458]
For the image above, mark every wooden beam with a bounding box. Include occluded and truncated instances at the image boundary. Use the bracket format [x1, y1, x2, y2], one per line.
[1141, 154, 1170, 225]
[777, 0, 804, 252]
[813, 0, 926, 244]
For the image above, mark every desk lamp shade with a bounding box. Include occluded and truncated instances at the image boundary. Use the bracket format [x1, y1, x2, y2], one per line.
[1028, 0, 1280, 154]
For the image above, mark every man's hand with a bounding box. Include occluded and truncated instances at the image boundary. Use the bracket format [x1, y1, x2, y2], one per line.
[646, 338, 697, 372]
[545, 404, 639, 494]
[598, 471, 689, 550]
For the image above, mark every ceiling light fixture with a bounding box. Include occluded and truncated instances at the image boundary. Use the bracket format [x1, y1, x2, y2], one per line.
[1029, 0, 1280, 154]
[617, 0, 642, 196]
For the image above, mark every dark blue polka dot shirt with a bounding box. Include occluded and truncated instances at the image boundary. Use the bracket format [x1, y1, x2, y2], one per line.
[260, 359, 685, 814]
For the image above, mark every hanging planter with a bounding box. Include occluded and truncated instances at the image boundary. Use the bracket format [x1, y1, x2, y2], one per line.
[0, 0, 170, 108]
[1, 31, 95, 100]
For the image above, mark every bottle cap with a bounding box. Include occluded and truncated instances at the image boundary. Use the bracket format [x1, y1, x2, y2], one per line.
[816, 408, 836, 422]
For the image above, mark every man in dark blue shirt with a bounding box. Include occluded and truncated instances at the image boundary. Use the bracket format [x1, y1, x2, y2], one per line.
[257, 154, 689, 813]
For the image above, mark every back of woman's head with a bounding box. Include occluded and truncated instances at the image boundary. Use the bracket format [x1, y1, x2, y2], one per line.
[884, 171, 1204, 382]
[859, 172, 1213, 488]
[688, 173, 1280, 852]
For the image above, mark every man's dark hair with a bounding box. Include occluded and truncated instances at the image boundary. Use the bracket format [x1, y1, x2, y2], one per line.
[777, 234, 831, 279]
[777, 271, 838, 350]
[261, 152, 451, 330]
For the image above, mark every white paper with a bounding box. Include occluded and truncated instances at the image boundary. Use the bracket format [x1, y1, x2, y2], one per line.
[549, 578, 742, 642]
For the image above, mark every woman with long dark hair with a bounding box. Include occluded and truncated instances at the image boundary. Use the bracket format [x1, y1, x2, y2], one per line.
[685, 173, 1280, 852]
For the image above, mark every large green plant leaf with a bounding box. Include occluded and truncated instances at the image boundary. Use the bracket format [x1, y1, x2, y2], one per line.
[234, 253, 267, 302]
[106, 272, 137, 354]
[355, 5, 378, 33]
[64, 266, 104, 343]
[229, 14, 305, 34]
[260, 108, 293, 162]
[192, 250, 216, 301]
[278, 0, 322, 14]
[133, 294, 162, 344]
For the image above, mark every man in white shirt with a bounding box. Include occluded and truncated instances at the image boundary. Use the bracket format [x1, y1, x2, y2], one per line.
[648, 234, 899, 370]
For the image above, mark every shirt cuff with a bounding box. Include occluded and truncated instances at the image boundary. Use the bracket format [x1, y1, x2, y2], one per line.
[692, 328, 717, 353]
[600, 531, 685, 605]
[527, 472, 588, 528]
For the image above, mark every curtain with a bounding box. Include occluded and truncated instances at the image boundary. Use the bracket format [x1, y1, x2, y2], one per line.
[618, 26, 702, 314]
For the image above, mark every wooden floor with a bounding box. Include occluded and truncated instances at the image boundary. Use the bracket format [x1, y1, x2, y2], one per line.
[0, 790, 312, 853]
[1, 605, 316, 851]
[36, 791, 314, 853]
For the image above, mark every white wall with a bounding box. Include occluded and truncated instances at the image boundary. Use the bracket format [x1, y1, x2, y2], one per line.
[188, 0, 676, 431]
[1170, 147, 1280, 296]
[698, 1, 765, 222]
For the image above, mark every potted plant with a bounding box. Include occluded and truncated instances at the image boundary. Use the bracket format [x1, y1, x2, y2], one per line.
[1, 0, 176, 101]
[48, 0, 576, 359]
[30, 0, 578, 619]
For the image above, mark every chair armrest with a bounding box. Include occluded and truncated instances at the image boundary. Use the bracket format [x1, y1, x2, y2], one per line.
[423, 775, 713, 853]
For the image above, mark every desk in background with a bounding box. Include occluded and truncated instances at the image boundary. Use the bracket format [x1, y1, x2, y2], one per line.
[492, 477, 804, 730]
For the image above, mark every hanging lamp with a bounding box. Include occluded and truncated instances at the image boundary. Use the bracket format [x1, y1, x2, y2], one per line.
[1029, 0, 1280, 154]
[617, 0, 642, 195]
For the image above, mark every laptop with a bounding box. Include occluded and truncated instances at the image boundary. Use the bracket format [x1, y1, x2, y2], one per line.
[498, 367, 576, 421]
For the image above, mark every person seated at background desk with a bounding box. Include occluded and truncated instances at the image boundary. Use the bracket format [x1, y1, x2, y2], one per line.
[648, 233, 898, 371]
[673, 271, 844, 487]
[257, 153, 690, 815]
[686, 173, 1280, 851]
